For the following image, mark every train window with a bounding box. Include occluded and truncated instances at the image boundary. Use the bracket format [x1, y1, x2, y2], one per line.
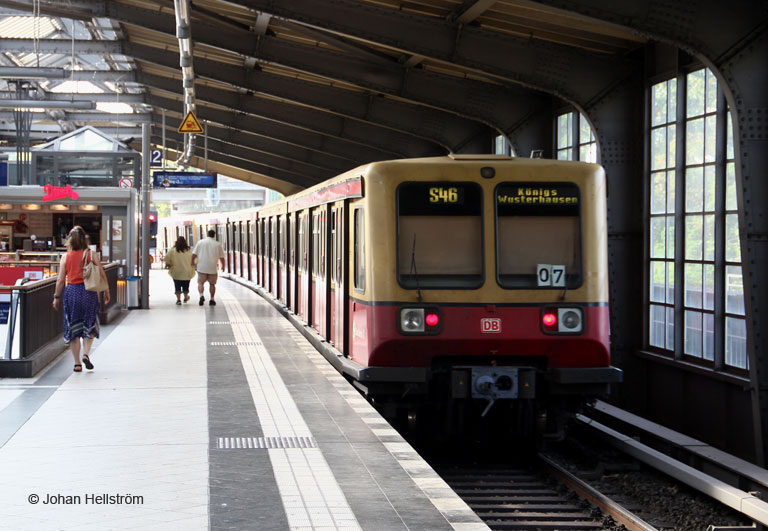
[280, 217, 286, 266]
[312, 211, 320, 277]
[495, 182, 583, 289]
[271, 218, 277, 260]
[354, 208, 365, 291]
[397, 182, 483, 289]
[302, 213, 309, 273]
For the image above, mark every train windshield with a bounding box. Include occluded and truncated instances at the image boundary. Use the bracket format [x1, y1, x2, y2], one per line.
[495, 182, 583, 289]
[397, 182, 483, 289]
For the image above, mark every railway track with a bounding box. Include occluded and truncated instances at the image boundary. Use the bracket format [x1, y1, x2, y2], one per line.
[435, 455, 654, 530]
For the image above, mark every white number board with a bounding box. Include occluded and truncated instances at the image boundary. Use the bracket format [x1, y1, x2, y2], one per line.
[537, 264, 566, 287]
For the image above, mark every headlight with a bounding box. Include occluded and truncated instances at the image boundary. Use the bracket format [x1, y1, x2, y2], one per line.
[541, 307, 584, 334]
[401, 308, 424, 332]
[398, 307, 442, 335]
[558, 308, 583, 333]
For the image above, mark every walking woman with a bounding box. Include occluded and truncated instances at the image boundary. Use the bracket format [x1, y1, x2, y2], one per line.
[52, 226, 111, 372]
[164, 236, 195, 304]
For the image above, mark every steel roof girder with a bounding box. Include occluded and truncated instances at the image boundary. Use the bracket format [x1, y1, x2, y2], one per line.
[0, 110, 150, 122]
[156, 126, 335, 182]
[125, 41, 458, 152]
[138, 70, 440, 159]
[148, 133, 319, 188]
[147, 93, 397, 163]
[226, 0, 632, 106]
[0, 38, 122, 55]
[256, 34, 533, 137]
[100, 1, 499, 146]
[127, 43, 443, 157]
[148, 110, 348, 175]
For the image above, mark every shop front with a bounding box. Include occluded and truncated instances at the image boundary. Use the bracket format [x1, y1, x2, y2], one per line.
[0, 186, 139, 275]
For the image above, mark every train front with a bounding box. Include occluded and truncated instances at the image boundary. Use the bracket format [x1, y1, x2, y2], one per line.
[353, 157, 622, 438]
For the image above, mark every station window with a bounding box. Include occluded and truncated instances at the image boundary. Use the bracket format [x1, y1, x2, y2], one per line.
[556, 112, 597, 162]
[397, 182, 483, 289]
[647, 68, 746, 371]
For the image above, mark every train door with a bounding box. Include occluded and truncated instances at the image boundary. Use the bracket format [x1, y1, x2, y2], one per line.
[330, 203, 346, 350]
[260, 218, 267, 288]
[238, 221, 244, 279]
[297, 211, 309, 322]
[311, 206, 329, 337]
[278, 215, 286, 304]
[270, 217, 278, 297]
[281, 215, 290, 306]
[289, 212, 297, 313]
[224, 222, 232, 274]
[246, 220, 252, 281]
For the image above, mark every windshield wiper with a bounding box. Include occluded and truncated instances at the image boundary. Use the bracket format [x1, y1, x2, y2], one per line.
[410, 234, 423, 303]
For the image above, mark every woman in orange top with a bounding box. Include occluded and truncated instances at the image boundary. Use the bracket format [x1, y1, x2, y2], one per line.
[52, 226, 111, 372]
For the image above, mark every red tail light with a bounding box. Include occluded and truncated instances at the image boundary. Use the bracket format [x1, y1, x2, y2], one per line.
[425, 313, 439, 327]
[542, 313, 557, 327]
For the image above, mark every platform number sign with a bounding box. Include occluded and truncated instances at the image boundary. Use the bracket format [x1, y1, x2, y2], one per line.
[150, 149, 163, 167]
[537, 264, 566, 287]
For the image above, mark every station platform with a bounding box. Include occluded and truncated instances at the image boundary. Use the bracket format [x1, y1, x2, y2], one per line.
[0, 270, 486, 531]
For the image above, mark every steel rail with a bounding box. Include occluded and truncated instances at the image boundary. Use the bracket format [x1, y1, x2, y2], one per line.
[538, 453, 658, 531]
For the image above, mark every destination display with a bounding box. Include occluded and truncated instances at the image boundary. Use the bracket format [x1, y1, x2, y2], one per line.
[398, 182, 481, 216]
[152, 171, 218, 189]
[496, 182, 580, 216]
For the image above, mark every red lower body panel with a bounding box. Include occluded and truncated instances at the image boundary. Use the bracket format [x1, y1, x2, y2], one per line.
[348, 302, 611, 369]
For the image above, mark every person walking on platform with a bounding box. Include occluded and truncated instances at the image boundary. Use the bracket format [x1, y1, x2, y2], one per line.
[192, 229, 225, 306]
[52, 226, 111, 372]
[164, 236, 196, 305]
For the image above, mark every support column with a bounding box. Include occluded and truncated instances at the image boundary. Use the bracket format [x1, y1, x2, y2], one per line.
[717, 31, 768, 465]
[140, 122, 151, 309]
[587, 74, 646, 405]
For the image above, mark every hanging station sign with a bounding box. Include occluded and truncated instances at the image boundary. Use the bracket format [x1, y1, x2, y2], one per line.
[152, 171, 217, 189]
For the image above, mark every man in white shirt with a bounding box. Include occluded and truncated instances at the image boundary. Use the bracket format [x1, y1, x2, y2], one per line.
[192, 229, 225, 306]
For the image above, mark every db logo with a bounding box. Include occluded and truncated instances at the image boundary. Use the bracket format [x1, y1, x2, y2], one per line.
[481, 317, 502, 333]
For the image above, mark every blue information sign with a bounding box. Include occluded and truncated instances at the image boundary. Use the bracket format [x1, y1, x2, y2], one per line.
[0, 162, 7, 186]
[152, 172, 217, 189]
[0, 303, 9, 325]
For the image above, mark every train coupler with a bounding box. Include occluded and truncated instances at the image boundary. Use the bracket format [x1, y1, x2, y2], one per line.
[451, 367, 536, 415]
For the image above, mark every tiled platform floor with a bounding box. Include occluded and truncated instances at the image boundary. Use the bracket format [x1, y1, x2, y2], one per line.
[0, 270, 487, 531]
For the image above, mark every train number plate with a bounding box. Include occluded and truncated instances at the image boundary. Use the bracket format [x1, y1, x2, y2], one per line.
[481, 318, 502, 333]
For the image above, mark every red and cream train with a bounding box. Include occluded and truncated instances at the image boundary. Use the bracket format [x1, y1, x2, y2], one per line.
[160, 155, 622, 437]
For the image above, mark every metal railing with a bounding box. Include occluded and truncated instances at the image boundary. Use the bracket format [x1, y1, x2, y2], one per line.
[2, 262, 121, 360]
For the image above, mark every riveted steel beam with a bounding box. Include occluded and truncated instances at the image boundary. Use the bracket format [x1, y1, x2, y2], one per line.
[222, 0, 632, 106]
[532, 0, 768, 465]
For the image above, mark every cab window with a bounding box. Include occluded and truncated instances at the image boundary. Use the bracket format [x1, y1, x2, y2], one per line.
[397, 182, 483, 289]
[495, 182, 583, 289]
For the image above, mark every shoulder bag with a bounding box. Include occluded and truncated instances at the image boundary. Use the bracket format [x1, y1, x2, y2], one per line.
[82, 250, 108, 292]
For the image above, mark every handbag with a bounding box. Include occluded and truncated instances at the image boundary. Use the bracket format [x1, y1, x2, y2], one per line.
[82, 250, 108, 292]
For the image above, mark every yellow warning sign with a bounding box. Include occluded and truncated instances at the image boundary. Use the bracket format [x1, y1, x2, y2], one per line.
[177, 110, 204, 134]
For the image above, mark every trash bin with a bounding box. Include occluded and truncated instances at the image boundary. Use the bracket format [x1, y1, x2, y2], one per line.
[126, 276, 140, 309]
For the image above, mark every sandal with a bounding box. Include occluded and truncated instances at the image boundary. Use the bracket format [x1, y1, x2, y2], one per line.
[82, 355, 94, 370]
[73, 364, 82, 372]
